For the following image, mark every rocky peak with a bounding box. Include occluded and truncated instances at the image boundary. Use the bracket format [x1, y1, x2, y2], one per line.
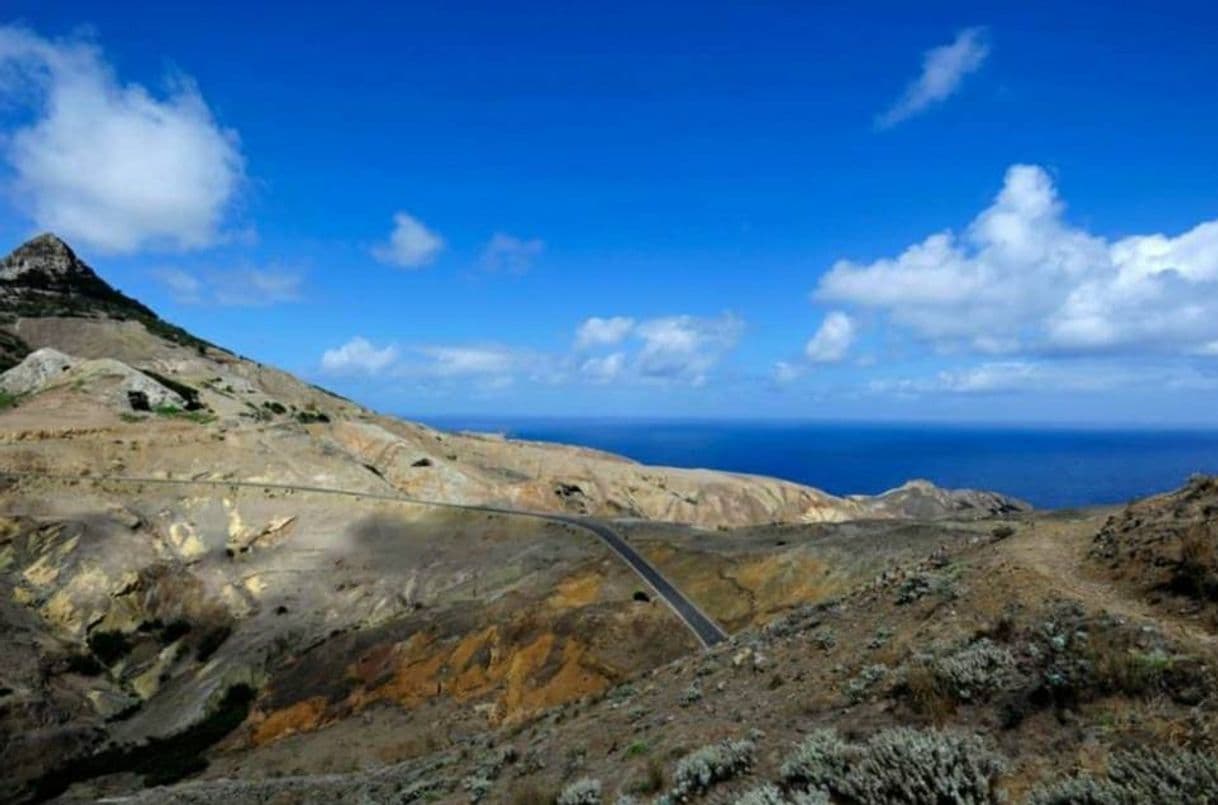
[0, 233, 147, 310]
[0, 233, 82, 281]
[0, 234, 217, 354]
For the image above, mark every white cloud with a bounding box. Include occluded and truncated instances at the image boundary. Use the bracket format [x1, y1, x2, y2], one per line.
[871, 360, 1218, 396]
[878, 27, 989, 128]
[816, 164, 1218, 358]
[321, 337, 399, 375]
[414, 346, 519, 377]
[580, 352, 626, 384]
[804, 311, 855, 362]
[0, 26, 244, 253]
[373, 212, 444, 268]
[575, 316, 636, 348]
[635, 313, 743, 385]
[154, 268, 204, 304]
[480, 232, 544, 273]
[320, 313, 743, 390]
[772, 361, 803, 385]
[154, 266, 303, 306]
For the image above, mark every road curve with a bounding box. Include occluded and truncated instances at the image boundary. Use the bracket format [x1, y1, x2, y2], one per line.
[552, 515, 728, 648]
[0, 471, 729, 649]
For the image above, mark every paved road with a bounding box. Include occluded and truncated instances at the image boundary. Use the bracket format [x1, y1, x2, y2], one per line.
[0, 471, 729, 649]
[551, 514, 728, 648]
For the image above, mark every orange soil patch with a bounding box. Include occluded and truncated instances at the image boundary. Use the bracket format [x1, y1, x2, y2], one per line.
[729, 553, 841, 622]
[250, 696, 329, 745]
[252, 619, 615, 747]
[547, 572, 603, 609]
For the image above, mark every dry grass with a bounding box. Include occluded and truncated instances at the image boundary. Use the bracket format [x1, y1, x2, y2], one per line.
[1176, 523, 1218, 599]
[509, 779, 559, 804]
[902, 663, 956, 724]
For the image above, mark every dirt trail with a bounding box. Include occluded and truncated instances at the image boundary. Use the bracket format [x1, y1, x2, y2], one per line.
[1003, 514, 1217, 649]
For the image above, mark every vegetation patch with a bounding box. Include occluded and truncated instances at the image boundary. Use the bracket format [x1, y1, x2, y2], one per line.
[779, 727, 1005, 804]
[87, 629, 133, 666]
[139, 369, 204, 410]
[153, 404, 216, 424]
[30, 683, 256, 799]
[1028, 748, 1218, 804]
[668, 738, 754, 800]
[195, 624, 233, 662]
[557, 777, 601, 804]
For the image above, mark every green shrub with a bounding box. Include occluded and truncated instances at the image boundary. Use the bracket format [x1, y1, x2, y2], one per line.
[679, 682, 702, 706]
[557, 778, 601, 805]
[736, 784, 830, 805]
[842, 728, 1005, 804]
[845, 664, 889, 703]
[780, 729, 850, 788]
[1029, 748, 1218, 804]
[734, 783, 787, 804]
[668, 739, 754, 800]
[932, 639, 1019, 703]
[779, 728, 1005, 804]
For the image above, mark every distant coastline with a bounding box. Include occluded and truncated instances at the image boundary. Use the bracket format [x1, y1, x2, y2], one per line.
[415, 417, 1218, 509]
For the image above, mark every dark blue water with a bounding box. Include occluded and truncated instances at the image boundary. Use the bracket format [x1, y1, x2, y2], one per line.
[415, 418, 1218, 509]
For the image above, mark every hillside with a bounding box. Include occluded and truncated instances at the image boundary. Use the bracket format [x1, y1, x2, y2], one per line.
[1, 234, 1214, 803]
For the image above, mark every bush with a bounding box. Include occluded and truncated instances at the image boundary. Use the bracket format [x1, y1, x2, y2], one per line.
[780, 729, 850, 788]
[1029, 748, 1218, 804]
[1175, 523, 1218, 600]
[932, 639, 1019, 703]
[845, 664, 889, 703]
[631, 758, 665, 795]
[669, 739, 754, 800]
[557, 778, 601, 805]
[625, 740, 649, 757]
[779, 728, 1005, 804]
[842, 728, 1005, 804]
[737, 785, 831, 805]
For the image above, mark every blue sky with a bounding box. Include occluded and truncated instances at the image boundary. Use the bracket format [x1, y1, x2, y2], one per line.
[2, 2, 1217, 423]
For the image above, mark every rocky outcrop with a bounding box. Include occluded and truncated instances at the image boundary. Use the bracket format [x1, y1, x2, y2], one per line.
[854, 479, 1030, 520]
[0, 348, 187, 411]
[0, 234, 215, 353]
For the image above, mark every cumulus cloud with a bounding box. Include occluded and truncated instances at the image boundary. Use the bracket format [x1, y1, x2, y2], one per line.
[816, 164, 1218, 358]
[155, 266, 302, 307]
[805, 311, 855, 362]
[580, 352, 626, 384]
[373, 212, 444, 268]
[635, 313, 744, 385]
[871, 360, 1218, 396]
[0, 26, 244, 253]
[575, 316, 636, 348]
[480, 232, 544, 273]
[877, 27, 989, 128]
[321, 337, 399, 375]
[319, 311, 742, 391]
[414, 346, 520, 377]
[772, 361, 803, 385]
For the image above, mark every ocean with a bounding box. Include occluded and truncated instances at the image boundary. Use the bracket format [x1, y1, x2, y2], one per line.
[415, 418, 1218, 509]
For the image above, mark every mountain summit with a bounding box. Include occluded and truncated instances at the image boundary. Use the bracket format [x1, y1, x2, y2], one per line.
[0, 233, 156, 318]
[0, 233, 213, 357]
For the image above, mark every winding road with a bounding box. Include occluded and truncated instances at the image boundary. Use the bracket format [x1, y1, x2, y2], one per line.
[0, 471, 729, 649]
